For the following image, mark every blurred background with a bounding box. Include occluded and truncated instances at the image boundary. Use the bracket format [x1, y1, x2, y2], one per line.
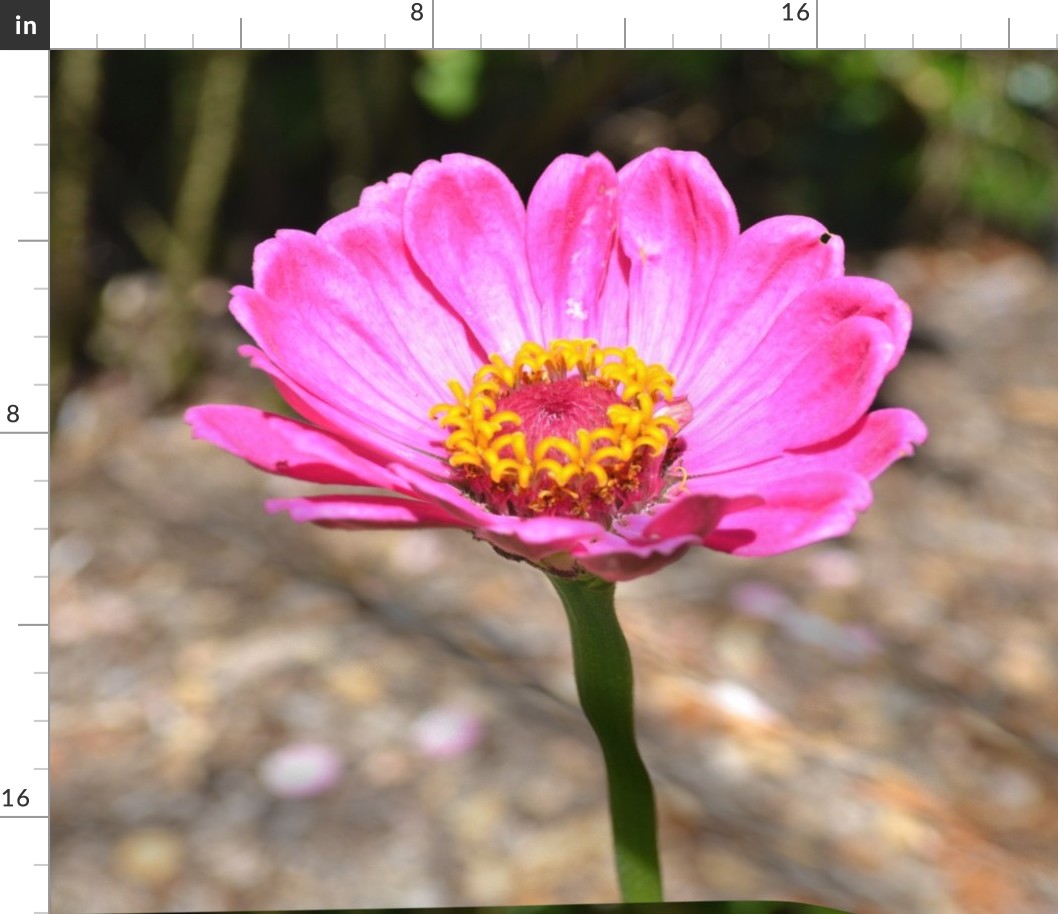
[51, 50, 1058, 914]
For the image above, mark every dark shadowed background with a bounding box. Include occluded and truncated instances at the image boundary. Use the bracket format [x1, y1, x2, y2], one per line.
[51, 49, 1058, 914]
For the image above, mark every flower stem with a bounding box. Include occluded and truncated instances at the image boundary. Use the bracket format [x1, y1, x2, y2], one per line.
[547, 572, 663, 903]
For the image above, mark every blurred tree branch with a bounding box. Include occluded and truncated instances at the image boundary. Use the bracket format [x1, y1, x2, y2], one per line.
[163, 51, 250, 398]
[52, 50, 104, 417]
[122, 52, 251, 400]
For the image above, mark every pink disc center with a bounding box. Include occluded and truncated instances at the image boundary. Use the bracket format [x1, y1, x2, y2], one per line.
[497, 377, 621, 452]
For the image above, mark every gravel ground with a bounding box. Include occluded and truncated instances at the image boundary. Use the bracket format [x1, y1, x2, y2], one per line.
[52, 236, 1058, 914]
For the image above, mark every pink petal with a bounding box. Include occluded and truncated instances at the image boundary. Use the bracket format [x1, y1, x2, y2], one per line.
[703, 470, 874, 556]
[688, 274, 910, 426]
[238, 345, 447, 473]
[185, 404, 402, 488]
[688, 408, 927, 556]
[641, 493, 733, 539]
[618, 148, 739, 367]
[596, 241, 632, 347]
[757, 275, 912, 373]
[785, 407, 928, 479]
[526, 153, 620, 342]
[230, 237, 442, 453]
[683, 315, 895, 474]
[567, 494, 743, 582]
[319, 174, 484, 387]
[232, 221, 486, 456]
[572, 531, 701, 582]
[403, 154, 542, 358]
[388, 464, 605, 562]
[357, 171, 412, 213]
[266, 495, 471, 530]
[678, 216, 845, 403]
[387, 463, 505, 527]
[477, 515, 608, 564]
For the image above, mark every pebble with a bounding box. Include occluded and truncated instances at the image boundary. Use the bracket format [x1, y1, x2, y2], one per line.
[112, 826, 184, 886]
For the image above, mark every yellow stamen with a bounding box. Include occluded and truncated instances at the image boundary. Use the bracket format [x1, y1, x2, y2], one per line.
[430, 338, 683, 518]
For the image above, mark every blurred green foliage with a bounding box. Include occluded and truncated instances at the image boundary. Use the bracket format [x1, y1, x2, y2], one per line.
[53, 49, 1057, 405]
[799, 51, 1058, 236]
[415, 50, 486, 118]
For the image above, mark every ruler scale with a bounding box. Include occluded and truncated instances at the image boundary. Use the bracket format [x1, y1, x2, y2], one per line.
[0, 7, 51, 910]
[2, 3, 1056, 913]
[37, 0, 1058, 49]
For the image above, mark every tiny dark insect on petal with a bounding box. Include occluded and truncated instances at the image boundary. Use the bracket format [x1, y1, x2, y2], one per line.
[820, 232, 832, 244]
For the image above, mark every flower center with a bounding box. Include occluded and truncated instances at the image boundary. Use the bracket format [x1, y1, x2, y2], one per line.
[429, 339, 690, 522]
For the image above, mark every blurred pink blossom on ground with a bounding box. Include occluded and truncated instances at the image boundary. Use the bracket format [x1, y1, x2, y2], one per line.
[258, 742, 343, 798]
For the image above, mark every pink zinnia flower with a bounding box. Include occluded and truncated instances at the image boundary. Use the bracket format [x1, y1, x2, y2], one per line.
[187, 149, 926, 582]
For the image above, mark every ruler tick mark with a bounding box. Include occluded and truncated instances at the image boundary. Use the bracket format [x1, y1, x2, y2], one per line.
[624, 18, 627, 49]
[18, 624, 49, 627]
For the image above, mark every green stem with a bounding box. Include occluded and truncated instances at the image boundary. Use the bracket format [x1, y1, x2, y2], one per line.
[547, 573, 663, 902]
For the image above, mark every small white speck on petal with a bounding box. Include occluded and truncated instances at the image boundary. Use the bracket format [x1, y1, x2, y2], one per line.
[565, 298, 587, 320]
